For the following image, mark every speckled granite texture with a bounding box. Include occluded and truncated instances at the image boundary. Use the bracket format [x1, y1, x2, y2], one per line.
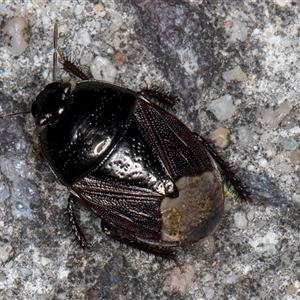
[0, 1, 300, 299]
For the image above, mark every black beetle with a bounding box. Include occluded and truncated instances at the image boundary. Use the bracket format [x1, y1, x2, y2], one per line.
[20, 24, 254, 263]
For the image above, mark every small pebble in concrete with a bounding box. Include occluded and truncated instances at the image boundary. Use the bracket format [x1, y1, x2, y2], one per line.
[94, 3, 106, 17]
[207, 94, 236, 121]
[112, 52, 128, 66]
[222, 66, 247, 82]
[162, 265, 195, 296]
[281, 138, 299, 151]
[276, 162, 292, 174]
[226, 17, 248, 42]
[3, 17, 29, 56]
[247, 209, 255, 222]
[292, 193, 300, 207]
[234, 212, 248, 230]
[286, 284, 297, 295]
[249, 232, 279, 256]
[17, 267, 33, 278]
[77, 28, 91, 46]
[262, 101, 293, 128]
[210, 127, 230, 148]
[203, 286, 215, 299]
[290, 150, 300, 164]
[90, 56, 117, 82]
[0, 242, 14, 264]
[258, 158, 268, 168]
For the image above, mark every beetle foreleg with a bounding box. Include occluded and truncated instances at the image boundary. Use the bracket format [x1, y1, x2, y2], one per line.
[67, 195, 88, 251]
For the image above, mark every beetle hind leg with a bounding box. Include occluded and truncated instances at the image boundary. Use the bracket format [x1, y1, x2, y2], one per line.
[195, 134, 258, 204]
[138, 89, 179, 108]
[67, 195, 88, 253]
[101, 221, 183, 270]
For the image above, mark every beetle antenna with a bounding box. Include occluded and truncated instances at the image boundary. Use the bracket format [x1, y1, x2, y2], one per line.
[53, 22, 58, 81]
[0, 111, 31, 119]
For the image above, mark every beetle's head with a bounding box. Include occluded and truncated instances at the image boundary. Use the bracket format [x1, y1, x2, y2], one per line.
[31, 81, 71, 127]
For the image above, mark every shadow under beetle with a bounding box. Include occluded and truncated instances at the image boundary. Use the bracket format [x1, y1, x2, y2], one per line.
[30, 24, 254, 264]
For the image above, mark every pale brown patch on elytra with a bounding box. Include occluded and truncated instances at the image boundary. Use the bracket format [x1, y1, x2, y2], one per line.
[160, 171, 224, 244]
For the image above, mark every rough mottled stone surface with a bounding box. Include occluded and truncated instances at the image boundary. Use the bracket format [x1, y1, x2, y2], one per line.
[0, 0, 300, 299]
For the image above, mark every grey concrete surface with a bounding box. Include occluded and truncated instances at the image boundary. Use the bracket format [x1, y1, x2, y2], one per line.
[0, 1, 299, 299]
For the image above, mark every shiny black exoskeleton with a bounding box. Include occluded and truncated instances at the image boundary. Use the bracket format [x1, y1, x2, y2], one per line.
[32, 78, 251, 260]
[30, 25, 253, 263]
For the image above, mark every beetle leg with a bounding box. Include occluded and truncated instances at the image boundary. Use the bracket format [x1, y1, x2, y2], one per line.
[52, 23, 89, 81]
[67, 195, 88, 252]
[195, 134, 260, 204]
[137, 89, 178, 108]
[101, 221, 183, 271]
